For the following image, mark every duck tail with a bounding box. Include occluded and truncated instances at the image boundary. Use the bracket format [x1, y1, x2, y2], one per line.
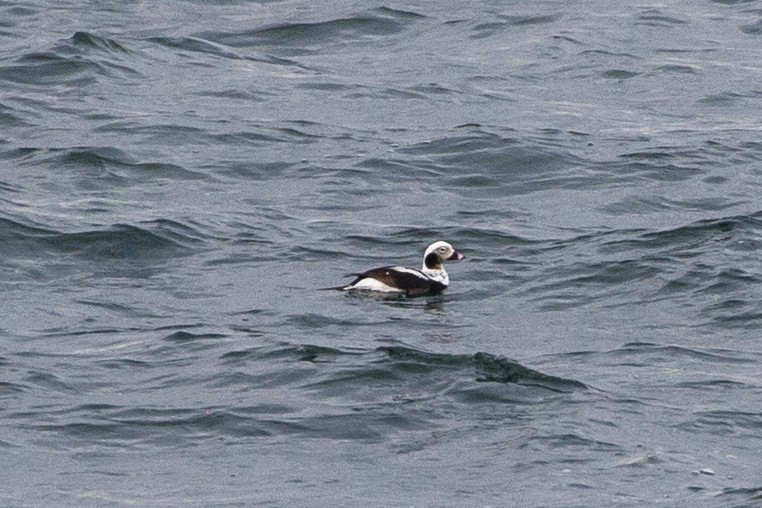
[317, 285, 348, 292]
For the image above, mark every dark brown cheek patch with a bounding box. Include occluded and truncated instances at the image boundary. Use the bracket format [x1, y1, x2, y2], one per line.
[424, 252, 442, 270]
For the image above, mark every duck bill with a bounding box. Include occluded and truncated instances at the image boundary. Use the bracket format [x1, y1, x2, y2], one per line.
[449, 250, 465, 261]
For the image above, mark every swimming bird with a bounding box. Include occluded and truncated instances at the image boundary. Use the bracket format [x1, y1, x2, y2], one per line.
[331, 241, 465, 296]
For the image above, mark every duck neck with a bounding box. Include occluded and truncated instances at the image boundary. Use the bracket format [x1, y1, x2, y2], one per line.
[422, 266, 449, 285]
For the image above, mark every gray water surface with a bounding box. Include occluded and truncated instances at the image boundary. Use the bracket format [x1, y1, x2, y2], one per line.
[1, 1, 761, 506]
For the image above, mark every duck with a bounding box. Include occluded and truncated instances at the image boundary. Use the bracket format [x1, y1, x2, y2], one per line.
[332, 241, 464, 296]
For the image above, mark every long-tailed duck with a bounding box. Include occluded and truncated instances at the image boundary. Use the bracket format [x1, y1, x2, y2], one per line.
[332, 241, 464, 296]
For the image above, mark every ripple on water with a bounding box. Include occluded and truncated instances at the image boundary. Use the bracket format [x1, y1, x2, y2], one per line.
[1, 0, 761, 505]
[0, 32, 138, 88]
[4, 341, 587, 452]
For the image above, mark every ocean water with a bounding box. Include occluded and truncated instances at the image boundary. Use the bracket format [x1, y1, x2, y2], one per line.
[1, 0, 761, 506]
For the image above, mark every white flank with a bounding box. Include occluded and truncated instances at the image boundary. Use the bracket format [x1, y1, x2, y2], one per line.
[348, 278, 405, 293]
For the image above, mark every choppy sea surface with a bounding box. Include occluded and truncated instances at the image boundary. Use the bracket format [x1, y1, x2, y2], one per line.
[1, 0, 761, 506]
